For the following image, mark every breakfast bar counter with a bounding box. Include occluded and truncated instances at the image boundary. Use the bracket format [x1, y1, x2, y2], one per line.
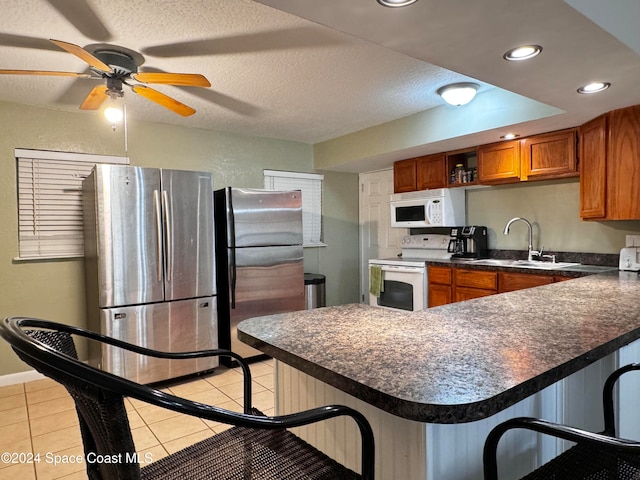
[238, 271, 640, 479]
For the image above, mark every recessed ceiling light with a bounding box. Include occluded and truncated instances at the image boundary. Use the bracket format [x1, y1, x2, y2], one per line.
[577, 82, 611, 94]
[376, 0, 419, 7]
[503, 45, 542, 61]
[500, 133, 520, 140]
[437, 82, 479, 106]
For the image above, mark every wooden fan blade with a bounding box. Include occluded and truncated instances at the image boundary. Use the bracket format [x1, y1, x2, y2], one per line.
[80, 85, 108, 110]
[132, 85, 196, 117]
[132, 72, 211, 87]
[0, 69, 92, 77]
[50, 39, 111, 72]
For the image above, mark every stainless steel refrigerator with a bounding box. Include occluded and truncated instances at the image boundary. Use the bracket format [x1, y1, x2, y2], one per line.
[214, 187, 305, 362]
[83, 165, 218, 384]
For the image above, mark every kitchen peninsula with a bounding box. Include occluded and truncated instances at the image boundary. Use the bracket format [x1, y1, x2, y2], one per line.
[239, 271, 640, 480]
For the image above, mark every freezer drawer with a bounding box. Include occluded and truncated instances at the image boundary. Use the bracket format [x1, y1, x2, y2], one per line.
[98, 297, 218, 384]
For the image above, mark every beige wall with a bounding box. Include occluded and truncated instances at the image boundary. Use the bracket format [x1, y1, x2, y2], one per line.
[467, 178, 640, 253]
[0, 101, 359, 376]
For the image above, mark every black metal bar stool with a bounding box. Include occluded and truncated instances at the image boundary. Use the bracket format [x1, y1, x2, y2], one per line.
[0, 316, 375, 480]
[484, 363, 640, 479]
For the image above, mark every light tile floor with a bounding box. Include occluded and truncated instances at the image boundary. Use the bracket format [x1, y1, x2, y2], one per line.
[0, 359, 274, 480]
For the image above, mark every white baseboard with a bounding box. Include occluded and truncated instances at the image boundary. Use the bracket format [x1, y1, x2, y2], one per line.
[0, 369, 46, 387]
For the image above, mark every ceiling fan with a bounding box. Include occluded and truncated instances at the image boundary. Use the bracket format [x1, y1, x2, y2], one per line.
[0, 39, 211, 117]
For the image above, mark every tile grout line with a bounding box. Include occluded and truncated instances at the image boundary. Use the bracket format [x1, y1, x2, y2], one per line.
[18, 361, 274, 479]
[23, 382, 38, 480]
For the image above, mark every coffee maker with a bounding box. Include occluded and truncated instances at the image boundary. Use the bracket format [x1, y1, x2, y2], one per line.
[448, 226, 488, 259]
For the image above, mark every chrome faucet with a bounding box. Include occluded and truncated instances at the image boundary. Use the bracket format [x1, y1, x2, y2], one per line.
[503, 217, 540, 261]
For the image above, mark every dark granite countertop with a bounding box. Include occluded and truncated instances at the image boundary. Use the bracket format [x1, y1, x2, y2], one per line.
[427, 258, 617, 278]
[238, 271, 640, 424]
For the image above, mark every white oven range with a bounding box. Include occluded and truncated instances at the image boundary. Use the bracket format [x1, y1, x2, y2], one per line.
[369, 233, 451, 311]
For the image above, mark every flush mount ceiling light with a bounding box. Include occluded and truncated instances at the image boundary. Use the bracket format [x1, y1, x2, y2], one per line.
[500, 133, 520, 140]
[437, 82, 479, 106]
[577, 82, 611, 94]
[503, 45, 543, 61]
[376, 0, 418, 7]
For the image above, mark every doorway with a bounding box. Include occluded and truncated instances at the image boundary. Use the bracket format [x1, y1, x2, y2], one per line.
[358, 169, 407, 303]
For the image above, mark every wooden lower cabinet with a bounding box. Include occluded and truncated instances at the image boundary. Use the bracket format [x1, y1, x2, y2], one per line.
[454, 269, 497, 290]
[553, 275, 574, 282]
[453, 269, 497, 302]
[429, 265, 573, 307]
[428, 266, 452, 307]
[498, 272, 554, 293]
[455, 286, 495, 302]
[429, 283, 453, 307]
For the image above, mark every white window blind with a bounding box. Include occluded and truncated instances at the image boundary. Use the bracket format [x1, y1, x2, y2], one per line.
[15, 149, 129, 260]
[263, 170, 325, 246]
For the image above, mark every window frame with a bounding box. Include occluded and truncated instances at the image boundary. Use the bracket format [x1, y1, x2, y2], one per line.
[15, 149, 129, 260]
[263, 169, 325, 247]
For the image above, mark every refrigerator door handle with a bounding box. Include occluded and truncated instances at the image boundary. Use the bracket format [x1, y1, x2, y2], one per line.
[162, 190, 172, 283]
[153, 190, 163, 282]
[230, 249, 237, 309]
[227, 188, 237, 308]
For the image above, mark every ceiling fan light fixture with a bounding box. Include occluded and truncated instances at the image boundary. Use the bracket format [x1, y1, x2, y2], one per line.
[376, 0, 418, 7]
[103, 90, 125, 129]
[577, 82, 611, 94]
[437, 82, 479, 106]
[503, 45, 542, 61]
[104, 106, 123, 124]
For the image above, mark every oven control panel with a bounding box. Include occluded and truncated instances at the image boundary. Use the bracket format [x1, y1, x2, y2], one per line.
[401, 234, 450, 249]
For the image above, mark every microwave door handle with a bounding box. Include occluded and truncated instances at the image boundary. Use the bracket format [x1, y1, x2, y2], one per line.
[425, 201, 433, 224]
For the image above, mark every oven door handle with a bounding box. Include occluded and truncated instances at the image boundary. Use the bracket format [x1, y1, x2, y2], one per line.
[378, 266, 424, 273]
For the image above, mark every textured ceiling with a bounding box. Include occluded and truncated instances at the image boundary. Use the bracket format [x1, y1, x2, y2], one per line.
[1, 0, 639, 172]
[0, 0, 487, 145]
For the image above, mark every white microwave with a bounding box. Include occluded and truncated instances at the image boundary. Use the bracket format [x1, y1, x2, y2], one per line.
[390, 188, 466, 228]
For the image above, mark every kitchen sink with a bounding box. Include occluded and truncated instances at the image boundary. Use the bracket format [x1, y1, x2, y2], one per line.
[468, 259, 581, 270]
[510, 260, 581, 270]
[467, 259, 510, 266]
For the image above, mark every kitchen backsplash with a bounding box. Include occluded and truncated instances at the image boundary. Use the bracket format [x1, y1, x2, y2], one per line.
[487, 249, 619, 267]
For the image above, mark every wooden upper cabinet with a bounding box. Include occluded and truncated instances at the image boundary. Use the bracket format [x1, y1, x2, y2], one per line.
[393, 158, 417, 193]
[607, 105, 640, 220]
[579, 114, 608, 220]
[580, 104, 640, 220]
[521, 129, 578, 181]
[417, 153, 447, 190]
[477, 140, 521, 184]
